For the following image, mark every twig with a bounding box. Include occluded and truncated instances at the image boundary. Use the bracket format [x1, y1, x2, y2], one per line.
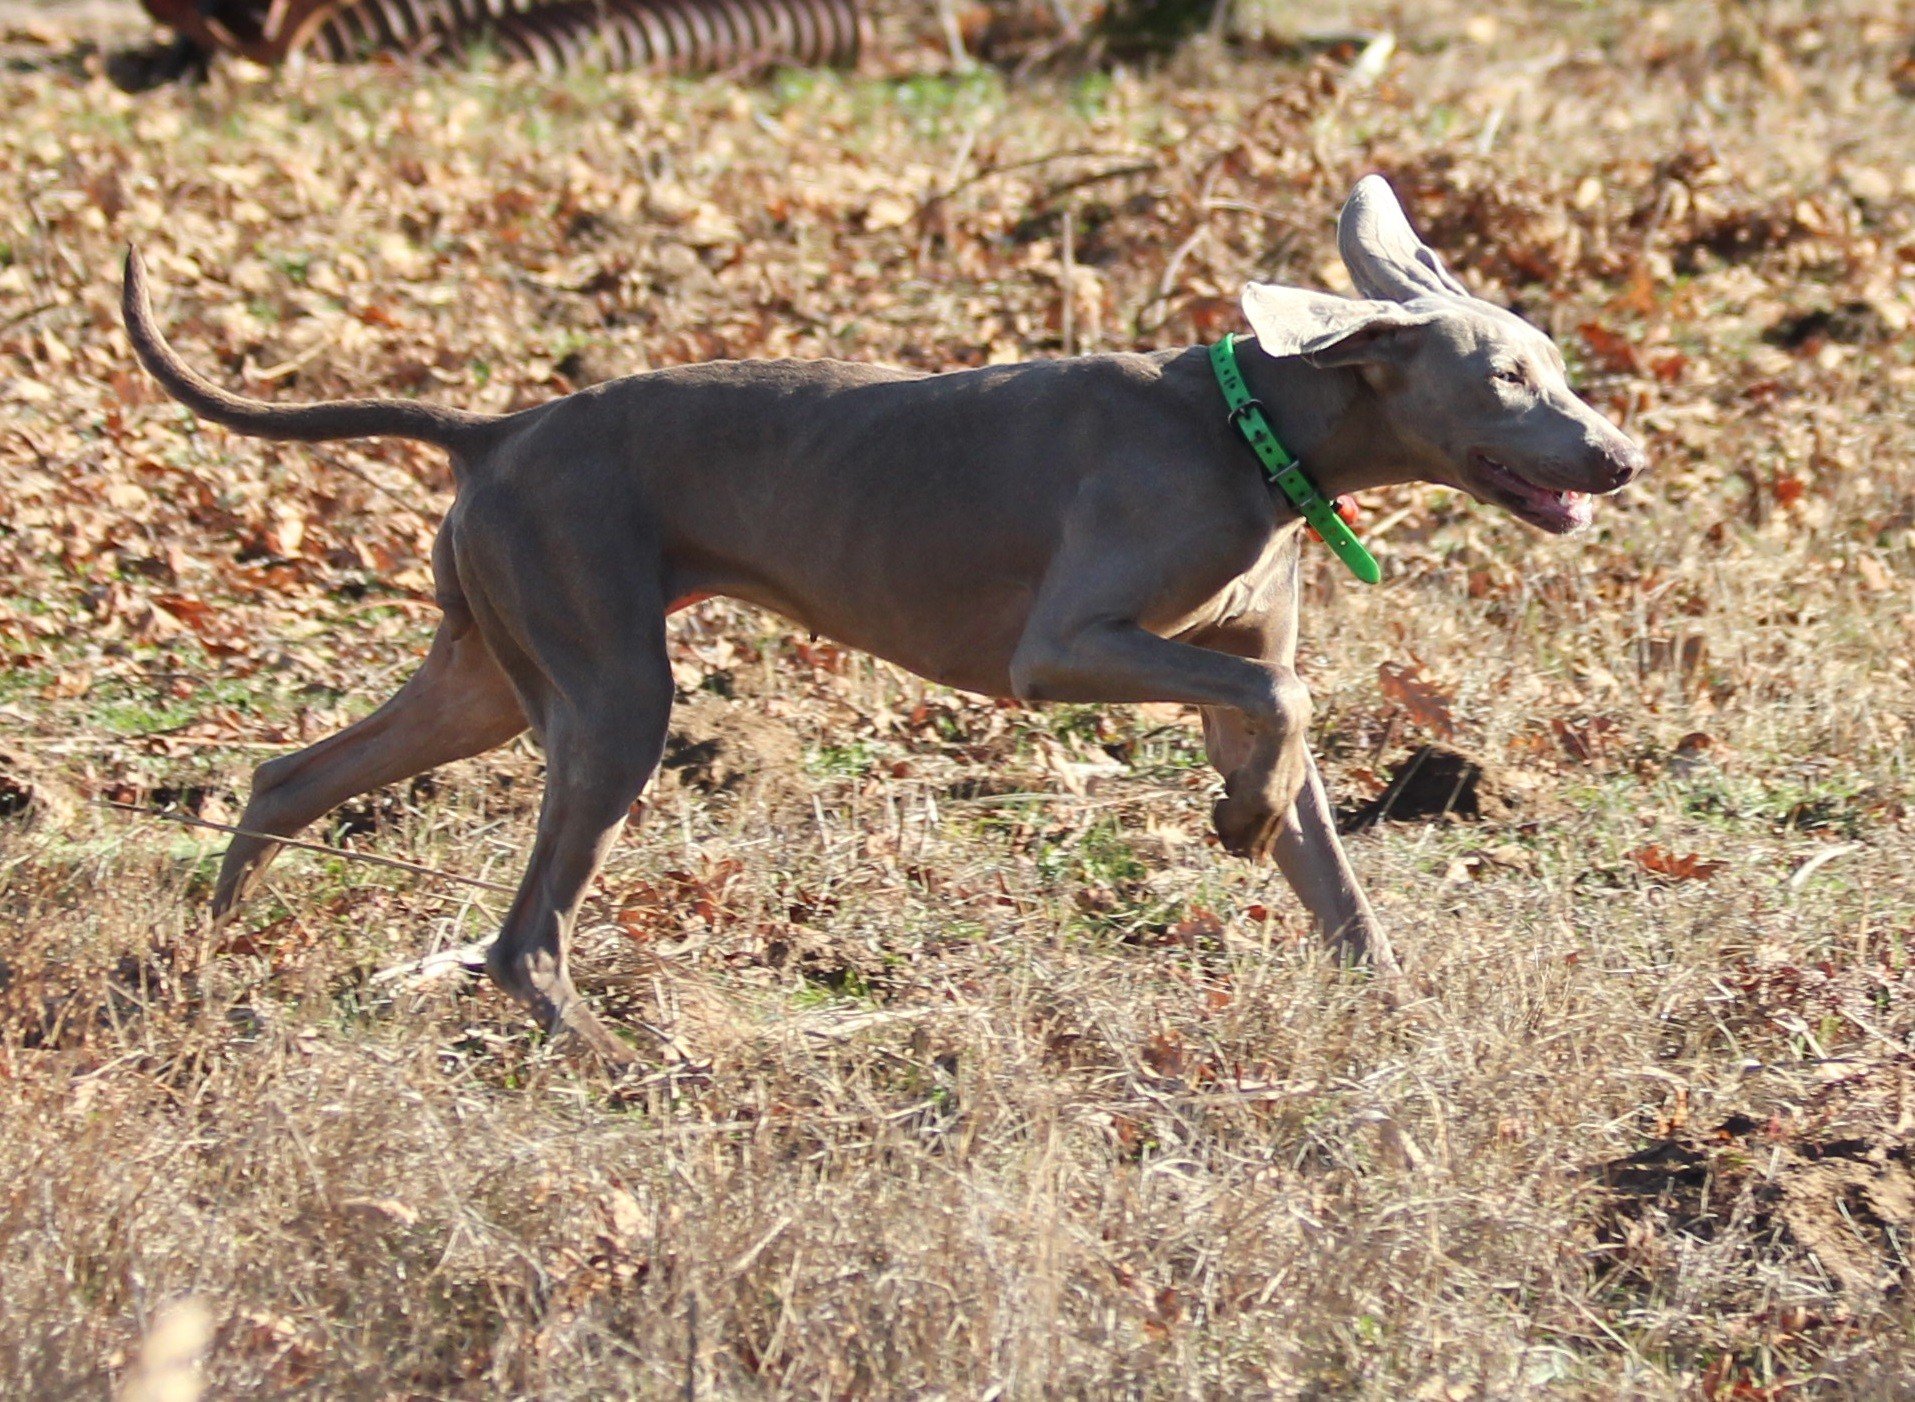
[308, 445, 444, 513]
[727, 1215, 794, 1277]
[798, 1006, 938, 1042]
[3, 734, 299, 752]
[916, 147, 1154, 220]
[1132, 164, 1226, 336]
[683, 1288, 699, 1401]
[0, 300, 59, 334]
[95, 799, 517, 895]
[1060, 206, 1076, 357]
[918, 114, 986, 267]
[933, 0, 971, 70]
[939, 789, 1162, 810]
[367, 939, 493, 986]
[1789, 842, 1860, 890]
[1200, 197, 1307, 231]
[1035, 161, 1159, 209]
[1363, 504, 1418, 542]
[1146, 226, 1209, 317]
[1476, 99, 1508, 156]
[245, 325, 340, 383]
[1343, 30, 1396, 91]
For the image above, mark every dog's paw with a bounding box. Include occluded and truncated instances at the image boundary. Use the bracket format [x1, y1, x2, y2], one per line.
[1211, 795, 1280, 859]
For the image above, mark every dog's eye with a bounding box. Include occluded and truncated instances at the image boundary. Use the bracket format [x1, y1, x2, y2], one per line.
[1492, 366, 1530, 388]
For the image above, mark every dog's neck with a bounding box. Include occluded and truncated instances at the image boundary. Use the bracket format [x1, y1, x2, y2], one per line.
[1235, 342, 1428, 497]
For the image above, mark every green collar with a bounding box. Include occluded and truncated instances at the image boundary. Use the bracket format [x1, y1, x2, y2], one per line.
[1208, 335, 1381, 585]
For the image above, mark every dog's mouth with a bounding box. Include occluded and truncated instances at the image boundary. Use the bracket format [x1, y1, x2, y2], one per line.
[1466, 453, 1594, 535]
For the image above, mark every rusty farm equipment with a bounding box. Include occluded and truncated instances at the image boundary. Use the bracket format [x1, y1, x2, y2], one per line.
[138, 0, 862, 75]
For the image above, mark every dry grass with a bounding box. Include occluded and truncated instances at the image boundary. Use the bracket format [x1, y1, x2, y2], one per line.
[2, 1, 1914, 1395]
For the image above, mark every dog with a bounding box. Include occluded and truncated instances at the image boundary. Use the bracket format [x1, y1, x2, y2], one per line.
[122, 175, 1645, 1060]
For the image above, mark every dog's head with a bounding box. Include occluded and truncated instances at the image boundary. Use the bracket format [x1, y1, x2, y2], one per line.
[1241, 175, 1645, 534]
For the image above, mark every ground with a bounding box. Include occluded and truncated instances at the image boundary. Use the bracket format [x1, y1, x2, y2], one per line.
[1, 1, 1913, 1396]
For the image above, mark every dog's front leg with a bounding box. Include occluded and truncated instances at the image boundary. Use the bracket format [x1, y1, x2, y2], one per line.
[1201, 706, 1397, 974]
[1010, 504, 1387, 974]
[1271, 752, 1397, 974]
[1011, 618, 1314, 834]
[1013, 612, 1393, 973]
[1194, 704, 1394, 969]
[1187, 536, 1396, 974]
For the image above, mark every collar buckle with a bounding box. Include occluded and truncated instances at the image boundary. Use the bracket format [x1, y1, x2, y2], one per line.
[1226, 397, 1267, 431]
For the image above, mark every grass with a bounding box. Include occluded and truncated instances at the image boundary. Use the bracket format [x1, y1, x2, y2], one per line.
[2, 0, 1914, 1395]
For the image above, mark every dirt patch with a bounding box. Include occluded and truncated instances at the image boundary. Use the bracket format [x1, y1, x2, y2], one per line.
[0, 764, 35, 821]
[1763, 300, 1898, 351]
[1341, 744, 1520, 830]
[1598, 1061, 1915, 1299]
[0, 748, 79, 831]
[659, 694, 808, 812]
[1778, 1150, 1915, 1295]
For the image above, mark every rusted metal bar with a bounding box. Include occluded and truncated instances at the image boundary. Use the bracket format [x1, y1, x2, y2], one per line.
[139, 0, 860, 73]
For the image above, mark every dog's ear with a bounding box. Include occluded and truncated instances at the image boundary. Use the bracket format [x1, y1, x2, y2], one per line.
[1337, 174, 1472, 303]
[1240, 282, 1434, 367]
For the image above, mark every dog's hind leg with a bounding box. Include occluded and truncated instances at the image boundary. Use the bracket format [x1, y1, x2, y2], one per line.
[210, 611, 526, 922]
[472, 579, 676, 1065]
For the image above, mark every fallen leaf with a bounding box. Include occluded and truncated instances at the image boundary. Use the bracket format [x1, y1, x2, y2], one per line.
[1631, 845, 1726, 881]
[1552, 715, 1622, 764]
[1378, 662, 1455, 739]
[1579, 321, 1642, 374]
[1169, 906, 1224, 947]
[1142, 1031, 1185, 1078]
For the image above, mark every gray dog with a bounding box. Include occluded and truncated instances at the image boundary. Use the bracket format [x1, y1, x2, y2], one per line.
[123, 175, 1644, 1060]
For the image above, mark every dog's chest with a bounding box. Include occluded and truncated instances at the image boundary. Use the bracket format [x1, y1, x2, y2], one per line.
[1181, 522, 1303, 633]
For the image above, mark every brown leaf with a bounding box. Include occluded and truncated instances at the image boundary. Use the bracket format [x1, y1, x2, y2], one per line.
[617, 857, 745, 936]
[1182, 295, 1239, 341]
[1579, 321, 1642, 374]
[1552, 714, 1622, 764]
[1169, 906, 1224, 948]
[1631, 845, 1726, 881]
[1142, 1031, 1185, 1078]
[1378, 662, 1455, 739]
[152, 593, 215, 628]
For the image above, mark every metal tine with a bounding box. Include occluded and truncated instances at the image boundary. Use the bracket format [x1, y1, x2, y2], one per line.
[156, 0, 860, 71]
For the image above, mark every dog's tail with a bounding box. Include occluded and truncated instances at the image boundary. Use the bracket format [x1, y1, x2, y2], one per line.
[122, 246, 499, 450]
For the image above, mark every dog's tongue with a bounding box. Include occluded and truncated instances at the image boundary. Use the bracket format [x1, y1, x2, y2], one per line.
[1558, 490, 1595, 530]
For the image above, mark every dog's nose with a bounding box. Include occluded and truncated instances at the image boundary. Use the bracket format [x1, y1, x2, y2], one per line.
[1600, 438, 1647, 490]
